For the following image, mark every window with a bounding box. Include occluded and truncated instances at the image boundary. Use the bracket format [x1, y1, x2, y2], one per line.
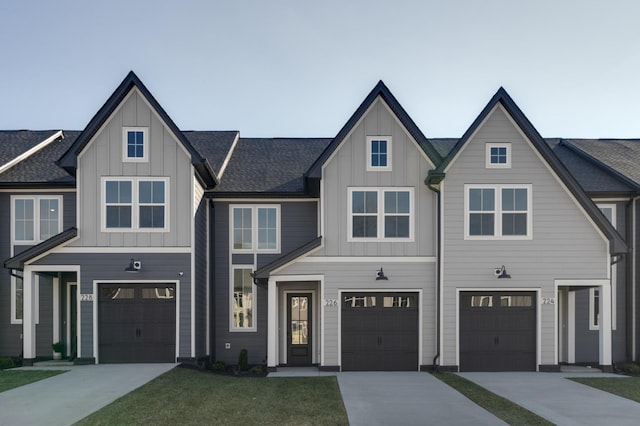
[465, 185, 531, 239]
[123, 127, 148, 162]
[590, 203, 617, 330]
[367, 136, 392, 171]
[12, 196, 62, 244]
[231, 267, 256, 331]
[103, 178, 168, 231]
[349, 188, 413, 241]
[11, 272, 39, 324]
[486, 143, 511, 168]
[230, 205, 280, 252]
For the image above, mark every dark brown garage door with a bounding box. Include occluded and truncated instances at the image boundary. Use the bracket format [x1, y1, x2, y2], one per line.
[99, 284, 176, 363]
[459, 291, 536, 372]
[342, 292, 418, 371]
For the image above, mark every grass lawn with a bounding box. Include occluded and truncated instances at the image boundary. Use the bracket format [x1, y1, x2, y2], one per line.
[569, 377, 640, 403]
[0, 370, 66, 393]
[433, 372, 553, 426]
[75, 367, 348, 426]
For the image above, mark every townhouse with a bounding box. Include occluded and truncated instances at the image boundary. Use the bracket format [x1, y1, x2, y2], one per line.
[1, 72, 638, 372]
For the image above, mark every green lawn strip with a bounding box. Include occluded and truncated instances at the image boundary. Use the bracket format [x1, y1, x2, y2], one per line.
[75, 367, 348, 426]
[569, 377, 640, 403]
[0, 370, 67, 393]
[433, 372, 553, 426]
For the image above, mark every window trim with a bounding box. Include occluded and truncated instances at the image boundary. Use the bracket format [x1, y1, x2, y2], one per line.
[11, 274, 39, 325]
[122, 127, 149, 162]
[366, 136, 392, 172]
[11, 195, 63, 244]
[101, 177, 169, 232]
[347, 187, 414, 242]
[590, 203, 617, 330]
[229, 265, 257, 332]
[486, 143, 511, 169]
[229, 205, 281, 253]
[464, 184, 532, 240]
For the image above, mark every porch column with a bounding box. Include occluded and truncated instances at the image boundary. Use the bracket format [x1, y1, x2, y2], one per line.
[267, 278, 277, 370]
[598, 283, 612, 370]
[23, 270, 36, 362]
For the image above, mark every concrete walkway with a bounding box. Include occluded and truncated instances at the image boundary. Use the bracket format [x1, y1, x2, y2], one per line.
[459, 372, 640, 426]
[0, 364, 175, 426]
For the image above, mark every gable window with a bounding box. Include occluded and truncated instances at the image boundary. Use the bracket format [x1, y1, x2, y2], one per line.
[349, 188, 413, 241]
[12, 196, 62, 244]
[367, 136, 392, 171]
[103, 178, 168, 231]
[486, 143, 511, 168]
[465, 185, 531, 239]
[123, 127, 148, 162]
[231, 205, 280, 253]
[590, 203, 617, 330]
[231, 266, 256, 331]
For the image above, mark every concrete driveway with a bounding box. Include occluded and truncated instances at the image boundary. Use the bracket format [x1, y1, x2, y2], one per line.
[0, 364, 175, 426]
[459, 372, 640, 426]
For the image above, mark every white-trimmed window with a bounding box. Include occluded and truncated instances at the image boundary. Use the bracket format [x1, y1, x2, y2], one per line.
[348, 188, 413, 241]
[486, 143, 511, 168]
[367, 136, 392, 171]
[230, 205, 280, 253]
[12, 195, 63, 244]
[230, 266, 256, 331]
[590, 203, 617, 330]
[11, 273, 39, 325]
[103, 177, 168, 231]
[123, 127, 148, 162]
[465, 184, 532, 239]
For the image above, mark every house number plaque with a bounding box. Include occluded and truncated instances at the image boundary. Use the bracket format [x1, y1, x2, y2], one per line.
[80, 294, 93, 302]
[541, 297, 555, 305]
[324, 299, 337, 307]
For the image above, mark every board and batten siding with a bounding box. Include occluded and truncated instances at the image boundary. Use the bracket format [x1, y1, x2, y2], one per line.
[32, 252, 192, 359]
[71, 88, 193, 248]
[321, 98, 436, 257]
[276, 260, 437, 367]
[440, 106, 610, 367]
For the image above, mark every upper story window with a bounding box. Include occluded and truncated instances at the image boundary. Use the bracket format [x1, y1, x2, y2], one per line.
[348, 187, 413, 241]
[12, 195, 63, 244]
[123, 127, 148, 162]
[103, 177, 168, 231]
[486, 143, 511, 168]
[230, 205, 280, 253]
[465, 184, 532, 239]
[367, 136, 392, 171]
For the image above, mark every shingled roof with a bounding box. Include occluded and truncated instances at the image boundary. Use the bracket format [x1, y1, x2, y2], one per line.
[184, 131, 238, 177]
[0, 130, 61, 167]
[213, 137, 331, 195]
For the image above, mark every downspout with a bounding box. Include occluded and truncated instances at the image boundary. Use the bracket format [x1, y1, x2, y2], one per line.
[426, 171, 445, 372]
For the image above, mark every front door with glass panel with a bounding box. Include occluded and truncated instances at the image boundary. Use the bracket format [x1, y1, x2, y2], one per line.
[287, 293, 312, 366]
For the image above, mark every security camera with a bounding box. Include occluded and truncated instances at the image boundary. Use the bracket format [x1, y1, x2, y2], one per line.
[133, 260, 142, 270]
[494, 267, 503, 276]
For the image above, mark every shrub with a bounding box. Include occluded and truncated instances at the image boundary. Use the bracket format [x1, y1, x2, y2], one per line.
[212, 361, 226, 371]
[52, 342, 64, 353]
[238, 349, 248, 371]
[622, 363, 640, 375]
[0, 357, 15, 370]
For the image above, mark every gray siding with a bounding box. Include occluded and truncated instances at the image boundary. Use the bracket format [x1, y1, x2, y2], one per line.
[32, 252, 192, 359]
[320, 98, 436, 257]
[213, 200, 318, 365]
[70, 89, 193, 248]
[441, 106, 610, 367]
[194, 181, 208, 357]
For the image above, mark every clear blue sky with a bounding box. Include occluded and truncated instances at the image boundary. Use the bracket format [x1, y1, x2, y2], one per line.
[1, 0, 639, 138]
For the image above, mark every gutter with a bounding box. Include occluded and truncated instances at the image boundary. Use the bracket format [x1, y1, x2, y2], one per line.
[425, 171, 445, 371]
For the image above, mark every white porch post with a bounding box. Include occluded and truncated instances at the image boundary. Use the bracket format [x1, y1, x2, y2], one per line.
[598, 283, 612, 369]
[267, 278, 277, 369]
[23, 270, 36, 360]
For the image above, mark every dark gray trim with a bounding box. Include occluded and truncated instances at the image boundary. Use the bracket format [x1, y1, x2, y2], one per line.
[57, 71, 218, 188]
[207, 192, 313, 199]
[318, 365, 340, 372]
[538, 364, 561, 372]
[306, 81, 442, 179]
[252, 237, 322, 283]
[437, 88, 627, 255]
[4, 227, 78, 270]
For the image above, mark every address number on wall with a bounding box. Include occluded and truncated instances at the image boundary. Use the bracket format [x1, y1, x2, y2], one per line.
[324, 299, 338, 307]
[80, 294, 93, 302]
[541, 297, 556, 305]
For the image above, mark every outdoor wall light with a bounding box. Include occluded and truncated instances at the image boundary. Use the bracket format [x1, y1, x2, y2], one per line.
[494, 265, 511, 279]
[125, 258, 142, 272]
[376, 268, 388, 280]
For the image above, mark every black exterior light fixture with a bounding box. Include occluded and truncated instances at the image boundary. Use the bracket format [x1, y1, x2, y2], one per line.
[494, 265, 511, 279]
[376, 268, 388, 280]
[125, 258, 142, 272]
